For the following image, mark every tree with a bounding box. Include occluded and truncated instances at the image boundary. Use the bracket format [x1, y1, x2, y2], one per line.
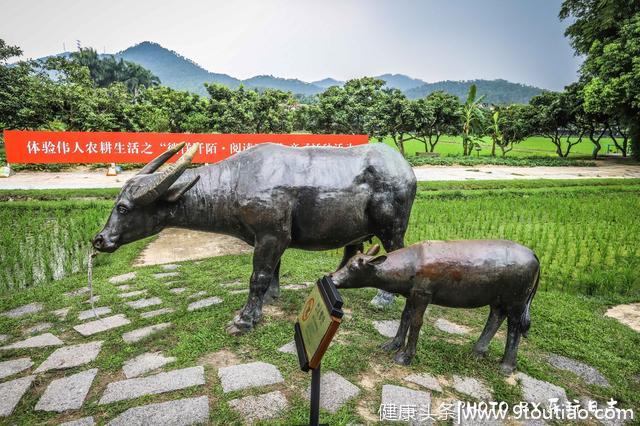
[367, 88, 415, 156]
[460, 85, 486, 156]
[560, 0, 640, 159]
[529, 91, 584, 158]
[487, 104, 535, 157]
[411, 91, 461, 153]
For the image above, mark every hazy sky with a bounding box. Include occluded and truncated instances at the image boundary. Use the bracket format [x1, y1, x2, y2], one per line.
[2, 0, 581, 90]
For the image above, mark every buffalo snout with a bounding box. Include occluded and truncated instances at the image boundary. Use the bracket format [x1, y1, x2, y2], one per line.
[92, 233, 117, 252]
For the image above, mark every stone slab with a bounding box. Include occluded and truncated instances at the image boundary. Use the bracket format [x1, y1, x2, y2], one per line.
[381, 384, 431, 424]
[63, 287, 90, 297]
[153, 272, 180, 280]
[0, 334, 8, 343]
[78, 306, 112, 320]
[123, 352, 177, 378]
[99, 366, 205, 404]
[404, 373, 443, 393]
[2, 302, 43, 318]
[0, 375, 35, 416]
[119, 290, 147, 298]
[0, 357, 33, 380]
[277, 340, 297, 354]
[435, 318, 471, 335]
[84, 296, 100, 304]
[187, 291, 207, 299]
[373, 320, 400, 338]
[229, 289, 248, 295]
[187, 297, 222, 312]
[35, 341, 103, 373]
[122, 323, 172, 343]
[229, 390, 288, 422]
[52, 307, 70, 320]
[218, 361, 284, 393]
[24, 322, 53, 334]
[107, 396, 209, 426]
[304, 371, 360, 413]
[1, 333, 63, 350]
[548, 354, 610, 387]
[108, 272, 136, 284]
[126, 297, 162, 309]
[35, 368, 98, 412]
[162, 264, 180, 270]
[140, 308, 175, 319]
[453, 375, 492, 400]
[73, 314, 131, 336]
[115, 284, 132, 291]
[59, 417, 95, 426]
[169, 287, 187, 294]
[515, 373, 568, 407]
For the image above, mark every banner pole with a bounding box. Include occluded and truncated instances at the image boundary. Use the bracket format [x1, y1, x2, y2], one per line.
[309, 363, 321, 426]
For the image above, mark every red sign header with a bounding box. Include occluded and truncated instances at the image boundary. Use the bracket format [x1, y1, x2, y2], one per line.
[3, 131, 369, 164]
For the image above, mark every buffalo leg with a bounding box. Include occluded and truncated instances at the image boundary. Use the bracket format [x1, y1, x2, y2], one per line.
[338, 243, 364, 269]
[472, 306, 506, 358]
[264, 260, 281, 304]
[227, 234, 289, 335]
[380, 299, 412, 352]
[500, 311, 523, 374]
[394, 299, 428, 365]
[370, 235, 404, 307]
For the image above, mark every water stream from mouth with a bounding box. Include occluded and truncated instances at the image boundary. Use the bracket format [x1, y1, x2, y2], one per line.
[87, 249, 101, 320]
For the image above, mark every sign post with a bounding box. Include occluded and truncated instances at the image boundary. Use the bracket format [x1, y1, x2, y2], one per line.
[294, 276, 344, 426]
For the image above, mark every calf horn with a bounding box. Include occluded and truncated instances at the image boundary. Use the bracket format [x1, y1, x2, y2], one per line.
[366, 244, 381, 256]
[136, 142, 186, 175]
[131, 143, 199, 205]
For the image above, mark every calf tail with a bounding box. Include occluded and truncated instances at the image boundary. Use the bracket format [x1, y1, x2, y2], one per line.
[519, 254, 540, 338]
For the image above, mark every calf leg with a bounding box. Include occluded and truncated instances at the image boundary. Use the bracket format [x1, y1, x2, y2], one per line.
[226, 234, 289, 335]
[380, 299, 412, 352]
[394, 299, 429, 365]
[264, 260, 281, 304]
[500, 311, 523, 374]
[472, 306, 506, 358]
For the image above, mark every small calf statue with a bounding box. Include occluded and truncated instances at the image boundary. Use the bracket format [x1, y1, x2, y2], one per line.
[329, 240, 540, 374]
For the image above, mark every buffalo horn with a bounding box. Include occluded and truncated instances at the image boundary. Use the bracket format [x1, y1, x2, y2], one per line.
[136, 142, 186, 175]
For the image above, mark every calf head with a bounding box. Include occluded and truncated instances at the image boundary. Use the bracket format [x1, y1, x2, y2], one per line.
[330, 244, 387, 289]
[92, 143, 200, 252]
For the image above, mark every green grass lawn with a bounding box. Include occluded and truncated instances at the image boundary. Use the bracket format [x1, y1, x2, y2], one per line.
[0, 180, 639, 424]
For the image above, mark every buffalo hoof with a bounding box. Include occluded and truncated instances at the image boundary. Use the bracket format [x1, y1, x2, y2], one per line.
[499, 363, 516, 375]
[380, 339, 402, 353]
[370, 290, 395, 308]
[263, 287, 281, 305]
[226, 316, 254, 336]
[393, 351, 413, 366]
[471, 348, 488, 359]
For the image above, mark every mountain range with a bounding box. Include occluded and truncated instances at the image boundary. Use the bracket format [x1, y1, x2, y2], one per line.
[45, 41, 546, 104]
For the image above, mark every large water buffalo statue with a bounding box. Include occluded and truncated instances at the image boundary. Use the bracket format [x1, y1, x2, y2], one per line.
[329, 240, 540, 374]
[93, 142, 416, 334]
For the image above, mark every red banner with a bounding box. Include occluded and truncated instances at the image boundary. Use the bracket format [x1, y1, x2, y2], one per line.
[3, 131, 369, 164]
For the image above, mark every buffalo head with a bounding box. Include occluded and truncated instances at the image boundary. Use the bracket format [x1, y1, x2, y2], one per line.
[92, 143, 200, 252]
[330, 244, 387, 289]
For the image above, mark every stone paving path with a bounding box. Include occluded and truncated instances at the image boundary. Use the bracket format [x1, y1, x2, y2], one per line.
[605, 302, 640, 333]
[2, 302, 43, 319]
[35, 369, 98, 412]
[304, 371, 360, 413]
[435, 318, 471, 335]
[99, 366, 205, 404]
[218, 361, 284, 393]
[108, 272, 136, 284]
[373, 319, 400, 338]
[122, 352, 176, 378]
[122, 323, 172, 343]
[140, 307, 175, 319]
[404, 373, 443, 393]
[187, 296, 222, 311]
[228, 390, 288, 422]
[515, 372, 568, 406]
[0, 375, 35, 416]
[547, 354, 610, 387]
[107, 395, 209, 426]
[0, 357, 33, 380]
[1, 333, 63, 350]
[34, 341, 102, 373]
[452, 375, 492, 400]
[126, 297, 162, 309]
[77, 306, 111, 320]
[381, 384, 431, 425]
[73, 314, 131, 336]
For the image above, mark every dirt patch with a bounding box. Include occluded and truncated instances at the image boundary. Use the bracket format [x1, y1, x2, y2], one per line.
[605, 303, 640, 333]
[197, 349, 241, 370]
[134, 228, 252, 266]
[262, 305, 287, 319]
[358, 363, 409, 390]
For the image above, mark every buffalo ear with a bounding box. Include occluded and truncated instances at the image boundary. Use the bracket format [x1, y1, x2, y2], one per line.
[162, 176, 200, 203]
[367, 255, 387, 266]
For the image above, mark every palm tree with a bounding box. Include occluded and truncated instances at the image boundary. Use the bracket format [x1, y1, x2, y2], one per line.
[461, 84, 486, 156]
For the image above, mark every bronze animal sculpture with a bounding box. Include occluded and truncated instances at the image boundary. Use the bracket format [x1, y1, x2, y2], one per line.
[93, 142, 416, 334]
[329, 240, 540, 373]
